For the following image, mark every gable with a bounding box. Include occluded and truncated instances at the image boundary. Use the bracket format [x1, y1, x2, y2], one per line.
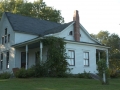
[0, 13, 15, 46]
[80, 24, 97, 44]
[54, 22, 100, 45]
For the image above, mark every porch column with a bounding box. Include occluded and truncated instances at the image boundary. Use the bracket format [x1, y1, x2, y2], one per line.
[106, 49, 109, 68]
[40, 42, 43, 63]
[26, 45, 28, 70]
[99, 51, 100, 61]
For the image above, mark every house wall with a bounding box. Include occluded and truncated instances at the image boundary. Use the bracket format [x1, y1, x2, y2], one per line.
[0, 13, 15, 73]
[66, 42, 97, 74]
[15, 32, 38, 44]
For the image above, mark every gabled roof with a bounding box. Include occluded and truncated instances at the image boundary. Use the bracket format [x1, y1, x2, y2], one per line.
[5, 12, 72, 36]
[4, 12, 101, 45]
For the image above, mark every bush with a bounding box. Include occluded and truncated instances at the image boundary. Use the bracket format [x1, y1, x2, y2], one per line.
[78, 71, 92, 79]
[0, 72, 11, 79]
[97, 59, 109, 85]
[109, 69, 120, 78]
[15, 68, 28, 78]
[27, 67, 35, 77]
[15, 64, 48, 78]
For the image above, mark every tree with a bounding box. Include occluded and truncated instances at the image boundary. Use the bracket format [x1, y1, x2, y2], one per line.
[0, 0, 64, 23]
[107, 33, 120, 59]
[91, 31, 110, 45]
[91, 30, 120, 59]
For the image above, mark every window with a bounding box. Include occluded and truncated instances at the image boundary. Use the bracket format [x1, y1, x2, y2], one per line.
[1, 53, 3, 70]
[2, 37, 4, 44]
[5, 28, 7, 35]
[8, 34, 10, 42]
[67, 50, 75, 66]
[84, 52, 89, 66]
[69, 31, 73, 35]
[6, 52, 9, 69]
[5, 36, 7, 43]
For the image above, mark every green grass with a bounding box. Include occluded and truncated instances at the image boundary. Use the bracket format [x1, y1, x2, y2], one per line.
[0, 78, 120, 90]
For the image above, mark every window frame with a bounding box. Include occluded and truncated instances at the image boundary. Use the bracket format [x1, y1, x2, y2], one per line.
[5, 35, 7, 43]
[0, 53, 3, 70]
[2, 37, 4, 45]
[8, 34, 10, 42]
[5, 28, 7, 35]
[83, 52, 89, 66]
[67, 50, 75, 66]
[6, 51, 9, 69]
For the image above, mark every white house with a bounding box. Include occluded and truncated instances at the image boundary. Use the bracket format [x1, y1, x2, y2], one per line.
[0, 10, 109, 74]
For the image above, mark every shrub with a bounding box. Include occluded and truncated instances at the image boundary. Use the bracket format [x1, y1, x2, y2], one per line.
[0, 72, 11, 79]
[15, 68, 28, 78]
[97, 59, 109, 85]
[78, 71, 92, 79]
[109, 59, 120, 78]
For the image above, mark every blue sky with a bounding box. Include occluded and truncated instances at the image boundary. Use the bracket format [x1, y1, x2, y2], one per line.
[29, 0, 120, 35]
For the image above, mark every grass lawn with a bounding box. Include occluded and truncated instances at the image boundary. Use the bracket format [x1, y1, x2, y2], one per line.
[0, 78, 120, 90]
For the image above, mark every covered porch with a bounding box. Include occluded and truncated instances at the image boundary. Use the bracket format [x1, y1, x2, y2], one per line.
[12, 37, 47, 70]
[96, 48, 109, 68]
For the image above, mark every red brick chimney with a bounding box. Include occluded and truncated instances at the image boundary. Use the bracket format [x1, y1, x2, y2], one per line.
[73, 10, 80, 42]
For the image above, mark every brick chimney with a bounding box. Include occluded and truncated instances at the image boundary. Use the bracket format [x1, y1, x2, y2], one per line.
[73, 10, 80, 42]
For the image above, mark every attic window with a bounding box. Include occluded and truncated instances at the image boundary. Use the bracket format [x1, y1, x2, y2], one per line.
[5, 28, 7, 35]
[69, 31, 73, 35]
[2, 37, 4, 45]
[8, 34, 10, 42]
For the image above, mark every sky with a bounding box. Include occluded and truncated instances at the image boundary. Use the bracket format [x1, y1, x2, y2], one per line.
[28, 0, 120, 35]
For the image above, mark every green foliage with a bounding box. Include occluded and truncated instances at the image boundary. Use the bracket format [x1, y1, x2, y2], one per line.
[77, 71, 92, 79]
[0, 0, 64, 23]
[109, 59, 120, 78]
[97, 59, 109, 84]
[0, 72, 11, 79]
[15, 68, 28, 78]
[42, 36, 69, 77]
[91, 30, 120, 60]
[32, 64, 48, 77]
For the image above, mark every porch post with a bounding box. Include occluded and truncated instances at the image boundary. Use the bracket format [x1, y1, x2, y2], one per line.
[106, 49, 109, 68]
[26, 45, 28, 70]
[40, 42, 43, 63]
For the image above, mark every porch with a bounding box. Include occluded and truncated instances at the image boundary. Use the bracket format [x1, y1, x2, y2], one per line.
[12, 37, 46, 70]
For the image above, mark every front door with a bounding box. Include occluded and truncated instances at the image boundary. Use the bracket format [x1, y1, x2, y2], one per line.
[21, 52, 26, 68]
[35, 51, 40, 65]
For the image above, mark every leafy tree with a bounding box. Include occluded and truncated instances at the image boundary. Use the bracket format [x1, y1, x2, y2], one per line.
[90, 31, 110, 45]
[0, 0, 64, 23]
[91, 30, 120, 60]
[107, 33, 120, 59]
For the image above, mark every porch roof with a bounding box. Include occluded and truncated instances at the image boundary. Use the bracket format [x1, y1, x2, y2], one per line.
[12, 37, 110, 49]
[12, 37, 43, 49]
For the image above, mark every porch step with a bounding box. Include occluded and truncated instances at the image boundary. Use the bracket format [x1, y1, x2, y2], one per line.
[89, 73, 100, 80]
